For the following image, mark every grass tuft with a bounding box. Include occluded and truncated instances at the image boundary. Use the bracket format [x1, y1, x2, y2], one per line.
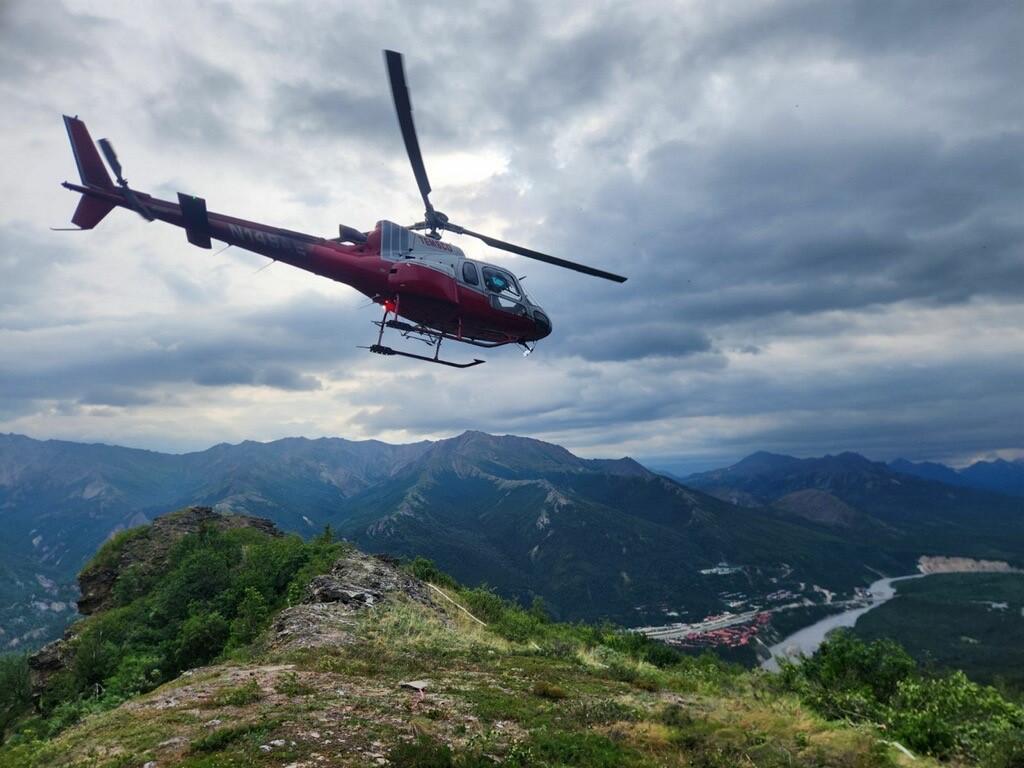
[209, 679, 262, 707]
[531, 680, 568, 700]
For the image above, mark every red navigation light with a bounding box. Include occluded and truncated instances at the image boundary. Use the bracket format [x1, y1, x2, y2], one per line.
[384, 299, 397, 314]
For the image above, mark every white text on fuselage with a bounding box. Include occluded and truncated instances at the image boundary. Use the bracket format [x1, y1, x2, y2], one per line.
[415, 234, 454, 252]
[227, 223, 307, 256]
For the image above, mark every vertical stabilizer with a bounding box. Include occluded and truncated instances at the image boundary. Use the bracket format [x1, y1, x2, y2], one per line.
[63, 115, 114, 190]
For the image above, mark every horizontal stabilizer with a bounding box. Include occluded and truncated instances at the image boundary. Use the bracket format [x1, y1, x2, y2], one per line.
[178, 192, 212, 249]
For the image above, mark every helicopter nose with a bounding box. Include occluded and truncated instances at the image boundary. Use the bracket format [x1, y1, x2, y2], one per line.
[532, 309, 552, 339]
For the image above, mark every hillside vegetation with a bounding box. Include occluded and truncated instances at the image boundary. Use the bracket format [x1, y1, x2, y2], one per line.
[853, 572, 1024, 698]
[1, 509, 1021, 767]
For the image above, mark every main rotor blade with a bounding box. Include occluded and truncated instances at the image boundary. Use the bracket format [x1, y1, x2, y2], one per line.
[450, 224, 627, 283]
[97, 138, 124, 182]
[384, 50, 434, 218]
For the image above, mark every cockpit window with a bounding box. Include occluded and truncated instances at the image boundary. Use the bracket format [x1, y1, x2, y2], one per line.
[462, 261, 479, 285]
[482, 267, 520, 299]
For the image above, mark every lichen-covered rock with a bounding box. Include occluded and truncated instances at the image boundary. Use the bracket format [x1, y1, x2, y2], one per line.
[272, 603, 360, 650]
[303, 551, 433, 608]
[272, 551, 440, 651]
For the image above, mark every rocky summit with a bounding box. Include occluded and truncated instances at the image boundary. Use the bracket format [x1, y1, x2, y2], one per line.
[77, 506, 280, 616]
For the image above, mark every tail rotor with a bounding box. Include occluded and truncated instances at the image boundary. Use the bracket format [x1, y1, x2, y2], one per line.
[97, 137, 154, 221]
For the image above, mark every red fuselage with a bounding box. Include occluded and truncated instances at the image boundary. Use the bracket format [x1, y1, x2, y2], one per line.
[62, 182, 553, 346]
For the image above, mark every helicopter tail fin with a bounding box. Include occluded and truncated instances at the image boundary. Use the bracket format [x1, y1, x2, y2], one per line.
[63, 115, 115, 190]
[62, 115, 117, 228]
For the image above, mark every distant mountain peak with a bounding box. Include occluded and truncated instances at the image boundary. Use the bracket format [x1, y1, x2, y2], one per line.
[727, 451, 801, 475]
[891, 456, 1024, 497]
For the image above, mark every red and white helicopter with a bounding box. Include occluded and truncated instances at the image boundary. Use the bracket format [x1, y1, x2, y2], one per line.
[59, 50, 626, 368]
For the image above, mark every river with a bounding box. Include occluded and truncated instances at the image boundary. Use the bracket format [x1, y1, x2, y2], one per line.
[761, 573, 923, 671]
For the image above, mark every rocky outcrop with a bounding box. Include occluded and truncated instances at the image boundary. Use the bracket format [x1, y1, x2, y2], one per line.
[29, 507, 281, 699]
[25, 638, 70, 699]
[305, 551, 433, 608]
[77, 506, 280, 616]
[272, 552, 438, 651]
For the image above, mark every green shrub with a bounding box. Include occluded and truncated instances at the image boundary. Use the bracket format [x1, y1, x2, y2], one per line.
[389, 736, 457, 768]
[506, 729, 638, 767]
[229, 587, 269, 646]
[565, 698, 637, 725]
[0, 655, 31, 740]
[191, 722, 265, 753]
[781, 631, 1024, 762]
[889, 671, 1023, 759]
[70, 627, 120, 692]
[105, 653, 162, 698]
[177, 611, 230, 669]
[388, 736, 496, 767]
[273, 672, 314, 697]
[984, 729, 1024, 768]
[406, 558, 458, 590]
[39, 693, 121, 737]
[786, 631, 915, 720]
[459, 587, 509, 625]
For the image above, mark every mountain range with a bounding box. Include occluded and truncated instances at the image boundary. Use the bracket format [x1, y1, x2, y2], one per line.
[888, 456, 1024, 497]
[2, 432, 1022, 650]
[684, 450, 1024, 559]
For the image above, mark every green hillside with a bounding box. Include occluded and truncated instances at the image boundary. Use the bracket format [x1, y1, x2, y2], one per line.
[327, 436, 904, 624]
[853, 573, 1024, 698]
[2, 509, 1021, 767]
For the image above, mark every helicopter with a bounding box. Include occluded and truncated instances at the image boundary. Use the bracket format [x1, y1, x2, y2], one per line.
[58, 50, 626, 368]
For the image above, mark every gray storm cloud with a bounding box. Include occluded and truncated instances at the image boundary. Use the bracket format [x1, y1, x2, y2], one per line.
[0, 0, 1021, 467]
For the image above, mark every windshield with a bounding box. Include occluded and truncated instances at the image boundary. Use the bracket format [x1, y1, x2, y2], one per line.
[482, 267, 522, 300]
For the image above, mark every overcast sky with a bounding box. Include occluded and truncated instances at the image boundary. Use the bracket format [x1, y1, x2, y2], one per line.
[1, 0, 1021, 473]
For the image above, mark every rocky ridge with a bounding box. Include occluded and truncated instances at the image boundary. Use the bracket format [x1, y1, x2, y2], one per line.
[77, 506, 279, 616]
[272, 550, 439, 652]
[28, 507, 282, 696]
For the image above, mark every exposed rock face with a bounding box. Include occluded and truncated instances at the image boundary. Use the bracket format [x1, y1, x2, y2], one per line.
[77, 506, 280, 616]
[25, 638, 69, 698]
[917, 555, 1021, 574]
[29, 507, 280, 699]
[306, 552, 432, 608]
[272, 551, 438, 651]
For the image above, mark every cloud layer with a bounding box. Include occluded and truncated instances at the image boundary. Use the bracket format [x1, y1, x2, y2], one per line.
[1, 0, 1021, 469]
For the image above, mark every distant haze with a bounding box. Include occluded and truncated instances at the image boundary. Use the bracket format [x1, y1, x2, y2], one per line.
[1, 1, 1022, 468]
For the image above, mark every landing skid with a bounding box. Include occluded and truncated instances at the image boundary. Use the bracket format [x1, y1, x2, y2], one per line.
[367, 344, 484, 368]
[360, 304, 486, 369]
